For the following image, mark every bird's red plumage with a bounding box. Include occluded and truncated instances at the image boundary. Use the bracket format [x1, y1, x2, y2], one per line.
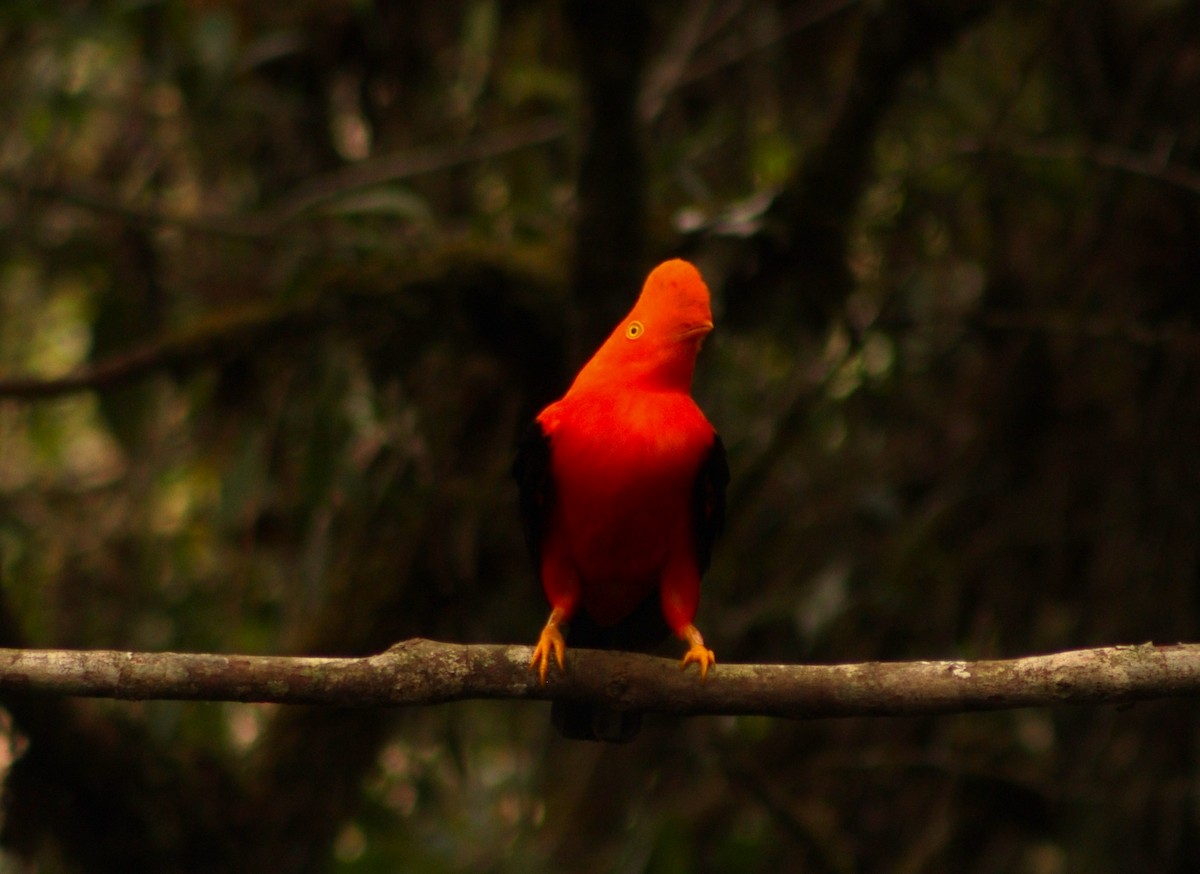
[536, 386, 713, 631]
[526, 258, 721, 646]
[517, 259, 727, 739]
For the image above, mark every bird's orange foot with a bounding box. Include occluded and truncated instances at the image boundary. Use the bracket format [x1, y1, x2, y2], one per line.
[680, 624, 716, 679]
[530, 613, 567, 684]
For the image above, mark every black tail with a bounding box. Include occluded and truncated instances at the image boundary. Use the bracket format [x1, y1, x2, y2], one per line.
[551, 699, 642, 743]
[550, 592, 669, 742]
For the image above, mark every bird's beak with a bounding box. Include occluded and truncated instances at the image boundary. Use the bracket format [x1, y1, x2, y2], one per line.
[679, 320, 714, 341]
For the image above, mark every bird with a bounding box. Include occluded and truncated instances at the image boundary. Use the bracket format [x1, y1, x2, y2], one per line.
[513, 258, 728, 741]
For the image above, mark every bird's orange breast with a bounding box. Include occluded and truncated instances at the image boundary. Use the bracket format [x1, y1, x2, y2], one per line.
[539, 388, 712, 625]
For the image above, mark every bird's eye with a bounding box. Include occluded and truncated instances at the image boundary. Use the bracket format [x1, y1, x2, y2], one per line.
[625, 320, 644, 339]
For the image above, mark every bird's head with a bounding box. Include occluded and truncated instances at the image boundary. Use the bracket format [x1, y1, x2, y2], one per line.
[574, 259, 714, 393]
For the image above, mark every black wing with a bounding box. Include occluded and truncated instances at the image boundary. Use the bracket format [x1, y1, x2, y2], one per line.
[692, 433, 729, 574]
[512, 421, 553, 568]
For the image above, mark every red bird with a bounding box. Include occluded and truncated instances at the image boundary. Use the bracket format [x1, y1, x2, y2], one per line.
[513, 259, 728, 741]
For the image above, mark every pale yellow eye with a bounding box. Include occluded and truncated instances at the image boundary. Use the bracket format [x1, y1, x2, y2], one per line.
[625, 320, 644, 339]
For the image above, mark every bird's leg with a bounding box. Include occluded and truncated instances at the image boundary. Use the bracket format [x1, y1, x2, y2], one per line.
[530, 606, 569, 684]
[679, 624, 716, 678]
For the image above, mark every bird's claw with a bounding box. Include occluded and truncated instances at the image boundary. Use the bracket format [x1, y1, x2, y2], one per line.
[681, 644, 716, 679]
[680, 624, 716, 679]
[530, 621, 566, 684]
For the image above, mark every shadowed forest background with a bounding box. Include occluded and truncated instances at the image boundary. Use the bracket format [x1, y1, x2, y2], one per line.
[0, 1, 1199, 871]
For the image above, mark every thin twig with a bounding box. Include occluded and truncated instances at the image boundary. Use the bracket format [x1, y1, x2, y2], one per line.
[950, 135, 1200, 197]
[0, 303, 320, 400]
[673, 0, 860, 88]
[0, 118, 567, 241]
[263, 117, 567, 224]
[977, 310, 1200, 352]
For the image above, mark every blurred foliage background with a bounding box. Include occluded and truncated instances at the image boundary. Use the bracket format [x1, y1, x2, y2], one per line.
[0, 0, 1199, 871]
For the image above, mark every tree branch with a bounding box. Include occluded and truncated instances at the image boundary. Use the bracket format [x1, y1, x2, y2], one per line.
[1, 640, 1197, 717]
[0, 118, 567, 242]
[726, 0, 995, 332]
[0, 302, 321, 400]
[0, 244, 567, 402]
[263, 117, 568, 225]
[948, 135, 1200, 198]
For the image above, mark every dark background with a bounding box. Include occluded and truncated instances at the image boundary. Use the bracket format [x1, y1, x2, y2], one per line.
[0, 1, 1198, 871]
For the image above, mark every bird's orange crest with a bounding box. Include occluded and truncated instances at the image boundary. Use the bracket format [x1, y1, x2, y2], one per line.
[626, 259, 713, 342]
[570, 259, 714, 394]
